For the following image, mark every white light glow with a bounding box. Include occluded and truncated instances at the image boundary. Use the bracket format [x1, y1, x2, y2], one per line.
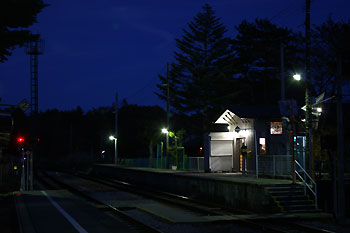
[109, 136, 116, 140]
[316, 107, 322, 113]
[161, 128, 168, 134]
[240, 129, 250, 137]
[293, 74, 301, 81]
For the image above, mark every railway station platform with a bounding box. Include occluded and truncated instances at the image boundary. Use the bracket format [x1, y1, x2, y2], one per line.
[92, 164, 304, 214]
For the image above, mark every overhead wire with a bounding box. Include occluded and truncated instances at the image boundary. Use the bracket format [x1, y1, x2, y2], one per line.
[270, 0, 300, 22]
[269, 0, 305, 28]
[125, 63, 167, 102]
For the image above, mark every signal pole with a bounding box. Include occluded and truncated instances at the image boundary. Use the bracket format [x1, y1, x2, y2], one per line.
[26, 35, 44, 115]
[25, 34, 44, 190]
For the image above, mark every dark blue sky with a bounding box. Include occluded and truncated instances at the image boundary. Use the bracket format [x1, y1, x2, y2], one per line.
[1, 0, 349, 112]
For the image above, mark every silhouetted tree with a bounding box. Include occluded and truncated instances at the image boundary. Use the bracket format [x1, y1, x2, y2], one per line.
[156, 4, 234, 134]
[0, 0, 47, 62]
[118, 105, 166, 158]
[312, 18, 350, 174]
[313, 18, 350, 92]
[232, 18, 303, 105]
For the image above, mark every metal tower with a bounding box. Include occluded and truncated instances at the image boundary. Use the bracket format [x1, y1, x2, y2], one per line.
[26, 35, 44, 115]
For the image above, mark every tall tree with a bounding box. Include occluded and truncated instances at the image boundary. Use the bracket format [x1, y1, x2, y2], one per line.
[156, 4, 234, 133]
[312, 18, 350, 222]
[0, 0, 47, 62]
[232, 18, 303, 105]
[313, 18, 350, 91]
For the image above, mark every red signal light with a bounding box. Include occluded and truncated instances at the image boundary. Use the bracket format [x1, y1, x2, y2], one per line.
[17, 137, 25, 143]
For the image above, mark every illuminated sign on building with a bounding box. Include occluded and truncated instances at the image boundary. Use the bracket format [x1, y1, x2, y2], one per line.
[270, 122, 282, 134]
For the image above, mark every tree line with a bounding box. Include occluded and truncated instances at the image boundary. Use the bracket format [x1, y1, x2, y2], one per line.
[156, 4, 350, 135]
[2, 3, 350, 169]
[7, 104, 167, 168]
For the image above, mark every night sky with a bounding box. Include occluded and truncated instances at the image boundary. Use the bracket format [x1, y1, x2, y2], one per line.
[1, 0, 349, 112]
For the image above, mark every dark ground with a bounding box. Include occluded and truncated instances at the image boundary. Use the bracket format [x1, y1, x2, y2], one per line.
[0, 173, 20, 233]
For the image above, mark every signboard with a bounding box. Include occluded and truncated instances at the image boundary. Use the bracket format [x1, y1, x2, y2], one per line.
[270, 122, 282, 135]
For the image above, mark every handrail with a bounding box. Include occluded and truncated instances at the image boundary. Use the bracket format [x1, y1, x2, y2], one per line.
[294, 160, 317, 208]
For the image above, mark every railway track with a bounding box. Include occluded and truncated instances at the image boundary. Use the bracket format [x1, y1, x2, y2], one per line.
[35, 170, 338, 233]
[35, 171, 163, 233]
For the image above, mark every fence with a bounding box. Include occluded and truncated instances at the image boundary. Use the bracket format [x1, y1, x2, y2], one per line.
[118, 156, 204, 172]
[186, 157, 204, 171]
[258, 155, 291, 177]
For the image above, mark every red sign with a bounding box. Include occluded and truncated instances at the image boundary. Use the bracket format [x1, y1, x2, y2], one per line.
[270, 122, 283, 134]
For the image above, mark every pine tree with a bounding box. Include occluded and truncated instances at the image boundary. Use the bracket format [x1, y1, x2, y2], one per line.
[156, 4, 234, 133]
[0, 0, 47, 62]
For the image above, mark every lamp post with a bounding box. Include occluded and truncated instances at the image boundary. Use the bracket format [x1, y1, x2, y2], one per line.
[293, 73, 313, 177]
[109, 136, 117, 165]
[161, 128, 169, 169]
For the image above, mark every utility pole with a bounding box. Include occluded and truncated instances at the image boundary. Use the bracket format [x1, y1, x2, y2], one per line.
[305, 0, 313, 177]
[115, 92, 118, 164]
[336, 54, 345, 223]
[166, 63, 170, 169]
[280, 43, 285, 100]
[281, 43, 296, 181]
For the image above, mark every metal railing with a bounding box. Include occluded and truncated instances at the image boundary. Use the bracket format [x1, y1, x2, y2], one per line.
[117, 157, 204, 172]
[294, 160, 317, 208]
[186, 157, 204, 171]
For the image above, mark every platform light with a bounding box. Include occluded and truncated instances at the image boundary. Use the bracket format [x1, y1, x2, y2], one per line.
[293, 73, 301, 81]
[108, 136, 117, 165]
[161, 128, 168, 134]
[241, 129, 250, 137]
[316, 107, 322, 113]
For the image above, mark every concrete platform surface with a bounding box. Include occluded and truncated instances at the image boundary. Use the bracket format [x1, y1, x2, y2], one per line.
[92, 164, 313, 214]
[96, 164, 293, 185]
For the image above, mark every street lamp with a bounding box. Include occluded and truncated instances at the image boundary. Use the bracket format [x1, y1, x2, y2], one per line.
[292, 73, 313, 178]
[109, 135, 117, 165]
[293, 73, 301, 81]
[161, 128, 169, 169]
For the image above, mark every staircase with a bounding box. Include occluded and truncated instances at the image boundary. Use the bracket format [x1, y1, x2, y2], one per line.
[264, 183, 319, 213]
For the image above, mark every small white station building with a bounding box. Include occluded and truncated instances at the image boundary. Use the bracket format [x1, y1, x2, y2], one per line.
[204, 106, 292, 175]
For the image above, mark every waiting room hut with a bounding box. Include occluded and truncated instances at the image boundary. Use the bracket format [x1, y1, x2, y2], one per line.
[205, 106, 294, 176]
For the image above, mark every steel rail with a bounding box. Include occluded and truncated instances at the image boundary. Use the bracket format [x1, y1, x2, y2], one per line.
[40, 171, 164, 233]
